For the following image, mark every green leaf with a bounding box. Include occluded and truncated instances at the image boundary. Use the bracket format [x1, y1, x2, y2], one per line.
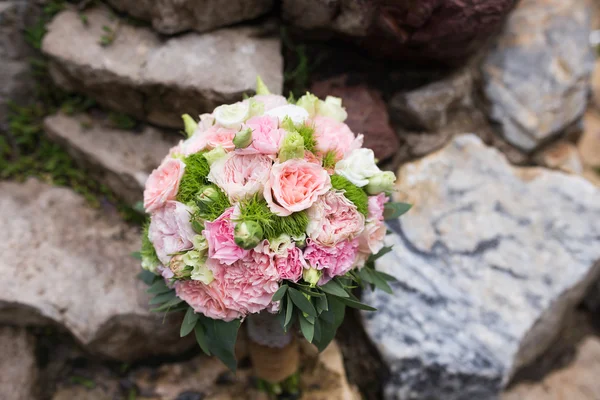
[357, 268, 374, 284]
[151, 296, 183, 312]
[337, 296, 377, 311]
[202, 318, 242, 372]
[378, 271, 397, 282]
[384, 202, 412, 220]
[272, 285, 288, 302]
[149, 291, 177, 305]
[368, 246, 393, 262]
[294, 285, 325, 298]
[298, 314, 315, 343]
[147, 280, 171, 294]
[319, 280, 349, 298]
[194, 323, 211, 355]
[284, 295, 294, 329]
[138, 270, 157, 286]
[317, 295, 328, 312]
[131, 251, 142, 260]
[313, 318, 322, 343]
[180, 307, 199, 337]
[371, 271, 393, 294]
[288, 288, 317, 317]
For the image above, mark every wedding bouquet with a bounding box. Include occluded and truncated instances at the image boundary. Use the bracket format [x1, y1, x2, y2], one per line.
[139, 78, 410, 371]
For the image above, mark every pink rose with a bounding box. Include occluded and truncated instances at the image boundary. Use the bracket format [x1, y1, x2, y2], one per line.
[148, 201, 196, 265]
[208, 153, 272, 202]
[251, 94, 288, 111]
[237, 115, 285, 156]
[143, 158, 185, 213]
[176, 280, 243, 321]
[304, 238, 360, 284]
[312, 116, 363, 160]
[264, 159, 331, 216]
[203, 208, 247, 265]
[367, 193, 387, 222]
[358, 220, 386, 255]
[306, 191, 365, 246]
[184, 124, 237, 154]
[274, 245, 307, 282]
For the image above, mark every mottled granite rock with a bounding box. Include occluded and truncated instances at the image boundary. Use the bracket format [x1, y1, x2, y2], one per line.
[363, 135, 600, 400]
[533, 141, 584, 175]
[482, 0, 594, 151]
[42, 7, 283, 128]
[44, 112, 178, 204]
[0, 179, 194, 361]
[0, 326, 38, 400]
[104, 0, 273, 35]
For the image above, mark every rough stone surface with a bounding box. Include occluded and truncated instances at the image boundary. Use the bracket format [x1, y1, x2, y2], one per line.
[105, 0, 273, 35]
[482, 0, 595, 151]
[44, 112, 178, 204]
[362, 135, 600, 400]
[502, 337, 600, 400]
[533, 141, 584, 175]
[282, 0, 515, 65]
[310, 75, 399, 161]
[0, 326, 38, 400]
[0, 179, 194, 361]
[580, 110, 600, 169]
[389, 66, 474, 132]
[42, 7, 283, 128]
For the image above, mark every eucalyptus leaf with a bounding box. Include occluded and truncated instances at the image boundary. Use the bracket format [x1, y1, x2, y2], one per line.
[357, 267, 374, 284]
[384, 202, 412, 220]
[138, 270, 157, 286]
[149, 291, 177, 305]
[288, 288, 317, 317]
[272, 285, 288, 302]
[317, 295, 328, 312]
[151, 296, 183, 312]
[299, 314, 315, 343]
[284, 295, 294, 329]
[147, 280, 171, 294]
[294, 285, 325, 298]
[377, 271, 397, 282]
[180, 307, 199, 337]
[131, 251, 142, 260]
[371, 271, 393, 294]
[194, 323, 211, 355]
[319, 280, 349, 298]
[368, 246, 393, 262]
[313, 318, 322, 343]
[202, 318, 242, 372]
[337, 296, 377, 311]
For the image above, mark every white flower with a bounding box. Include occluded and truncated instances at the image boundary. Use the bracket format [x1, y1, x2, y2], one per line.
[318, 96, 347, 122]
[265, 104, 309, 125]
[183, 250, 214, 284]
[366, 171, 396, 194]
[214, 101, 250, 128]
[335, 148, 381, 187]
[296, 92, 319, 116]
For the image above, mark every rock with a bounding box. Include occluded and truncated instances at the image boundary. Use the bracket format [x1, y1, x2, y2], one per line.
[104, 0, 273, 35]
[362, 135, 600, 399]
[482, 0, 595, 151]
[502, 337, 600, 400]
[0, 179, 194, 361]
[389, 66, 474, 132]
[533, 141, 584, 175]
[580, 110, 600, 169]
[0, 326, 38, 400]
[42, 7, 283, 128]
[282, 0, 515, 65]
[44, 112, 178, 205]
[310, 75, 399, 161]
[591, 61, 600, 112]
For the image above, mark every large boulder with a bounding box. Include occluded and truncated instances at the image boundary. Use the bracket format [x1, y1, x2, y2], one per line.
[42, 7, 283, 128]
[362, 135, 600, 399]
[44, 112, 178, 205]
[0, 326, 38, 400]
[282, 0, 516, 65]
[0, 179, 194, 362]
[482, 0, 595, 151]
[104, 0, 273, 35]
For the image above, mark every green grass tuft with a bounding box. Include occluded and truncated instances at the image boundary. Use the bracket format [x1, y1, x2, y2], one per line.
[191, 184, 231, 223]
[236, 196, 309, 240]
[176, 152, 211, 204]
[330, 175, 368, 216]
[322, 150, 337, 170]
[296, 123, 316, 153]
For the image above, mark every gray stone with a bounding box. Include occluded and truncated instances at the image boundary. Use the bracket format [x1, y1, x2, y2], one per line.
[44, 112, 178, 205]
[362, 135, 600, 400]
[0, 179, 194, 361]
[482, 0, 595, 151]
[104, 0, 273, 35]
[0, 326, 38, 400]
[42, 7, 283, 128]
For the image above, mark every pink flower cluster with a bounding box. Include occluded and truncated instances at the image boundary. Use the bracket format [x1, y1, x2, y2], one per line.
[141, 92, 393, 322]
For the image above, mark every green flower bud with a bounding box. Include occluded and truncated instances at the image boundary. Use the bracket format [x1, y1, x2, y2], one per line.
[365, 171, 396, 195]
[233, 128, 253, 149]
[196, 185, 220, 204]
[234, 221, 264, 250]
[248, 98, 265, 118]
[169, 254, 191, 279]
[279, 132, 305, 162]
[141, 256, 159, 274]
[296, 92, 319, 117]
[192, 234, 209, 254]
[303, 268, 321, 287]
[292, 233, 306, 249]
[181, 114, 198, 138]
[256, 75, 271, 95]
[183, 250, 214, 284]
[203, 146, 227, 166]
[317, 96, 347, 122]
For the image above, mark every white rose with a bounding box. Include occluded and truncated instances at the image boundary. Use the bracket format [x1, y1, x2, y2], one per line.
[265, 104, 309, 125]
[317, 96, 348, 122]
[335, 148, 381, 187]
[214, 101, 250, 129]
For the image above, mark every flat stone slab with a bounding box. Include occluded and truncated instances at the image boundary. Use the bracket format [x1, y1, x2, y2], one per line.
[42, 6, 283, 128]
[362, 135, 600, 399]
[0, 179, 193, 361]
[0, 326, 38, 400]
[44, 112, 178, 205]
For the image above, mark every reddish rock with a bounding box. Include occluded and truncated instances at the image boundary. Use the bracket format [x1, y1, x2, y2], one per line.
[310, 76, 399, 161]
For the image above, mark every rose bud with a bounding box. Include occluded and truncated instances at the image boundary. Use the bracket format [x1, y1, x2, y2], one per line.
[181, 114, 198, 138]
[365, 171, 396, 195]
[169, 254, 191, 279]
[196, 185, 219, 204]
[303, 268, 322, 287]
[279, 131, 305, 162]
[233, 127, 253, 149]
[203, 146, 227, 166]
[234, 221, 264, 250]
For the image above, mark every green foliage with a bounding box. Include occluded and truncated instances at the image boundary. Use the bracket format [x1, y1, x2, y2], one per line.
[176, 152, 211, 203]
[281, 27, 314, 97]
[99, 24, 118, 46]
[69, 376, 96, 389]
[296, 123, 317, 153]
[140, 221, 160, 269]
[383, 202, 412, 220]
[322, 150, 337, 170]
[24, 0, 66, 49]
[108, 112, 137, 130]
[330, 175, 368, 216]
[236, 196, 308, 241]
[190, 184, 231, 223]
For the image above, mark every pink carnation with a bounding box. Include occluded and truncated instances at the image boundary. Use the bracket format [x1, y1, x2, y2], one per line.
[176, 280, 243, 321]
[238, 115, 285, 156]
[251, 94, 288, 111]
[304, 238, 359, 284]
[203, 208, 247, 265]
[148, 201, 196, 265]
[368, 193, 387, 222]
[264, 159, 331, 216]
[208, 153, 272, 202]
[358, 220, 386, 255]
[274, 245, 307, 282]
[143, 158, 185, 213]
[306, 191, 365, 246]
[184, 124, 237, 154]
[312, 116, 363, 161]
